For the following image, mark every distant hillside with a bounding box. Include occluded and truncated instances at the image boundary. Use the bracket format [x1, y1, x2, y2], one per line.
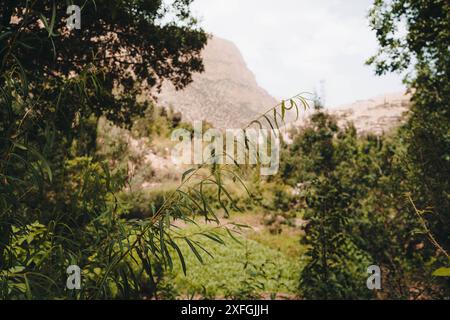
[150, 36, 410, 134]
[286, 92, 411, 136]
[330, 92, 411, 135]
[154, 36, 277, 129]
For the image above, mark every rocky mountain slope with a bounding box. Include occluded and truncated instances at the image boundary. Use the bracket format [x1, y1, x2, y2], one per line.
[285, 92, 410, 139]
[329, 92, 410, 135]
[155, 36, 277, 129]
[153, 36, 409, 134]
[101, 37, 411, 191]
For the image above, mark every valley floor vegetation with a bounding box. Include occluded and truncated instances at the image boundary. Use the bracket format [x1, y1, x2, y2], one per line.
[1, 0, 449, 299]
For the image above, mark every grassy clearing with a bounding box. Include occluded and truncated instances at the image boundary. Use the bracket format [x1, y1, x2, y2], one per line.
[165, 214, 303, 299]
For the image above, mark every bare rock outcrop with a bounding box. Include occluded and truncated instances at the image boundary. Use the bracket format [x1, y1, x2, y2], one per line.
[155, 36, 277, 129]
[155, 36, 409, 134]
[331, 92, 410, 135]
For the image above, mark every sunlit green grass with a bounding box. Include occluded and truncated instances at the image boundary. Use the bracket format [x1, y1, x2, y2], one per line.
[165, 223, 301, 299]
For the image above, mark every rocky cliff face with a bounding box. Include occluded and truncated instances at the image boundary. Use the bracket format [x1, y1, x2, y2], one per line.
[155, 36, 277, 129]
[286, 92, 410, 137]
[329, 92, 410, 135]
[154, 36, 409, 134]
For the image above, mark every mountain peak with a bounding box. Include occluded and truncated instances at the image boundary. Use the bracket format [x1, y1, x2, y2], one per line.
[155, 36, 277, 129]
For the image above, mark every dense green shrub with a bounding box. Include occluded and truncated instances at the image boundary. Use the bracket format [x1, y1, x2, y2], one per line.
[286, 106, 447, 299]
[0, 0, 219, 299]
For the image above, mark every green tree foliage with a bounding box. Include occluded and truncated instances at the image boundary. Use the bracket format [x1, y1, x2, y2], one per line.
[291, 106, 446, 298]
[0, 1, 300, 298]
[367, 0, 450, 252]
[290, 108, 371, 299]
[290, 0, 449, 299]
[0, 0, 220, 299]
[1, 0, 207, 127]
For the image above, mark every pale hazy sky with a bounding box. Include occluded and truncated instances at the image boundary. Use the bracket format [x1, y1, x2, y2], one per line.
[190, 0, 406, 107]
